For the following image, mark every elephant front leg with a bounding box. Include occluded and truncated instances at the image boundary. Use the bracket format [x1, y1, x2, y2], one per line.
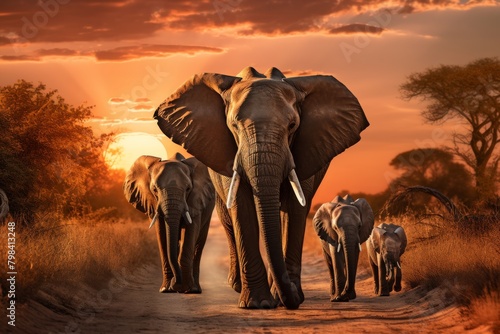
[192, 212, 211, 293]
[378, 255, 391, 296]
[215, 194, 241, 293]
[155, 218, 175, 293]
[369, 257, 379, 295]
[281, 176, 317, 304]
[179, 223, 198, 293]
[322, 246, 336, 301]
[394, 266, 402, 292]
[331, 243, 348, 302]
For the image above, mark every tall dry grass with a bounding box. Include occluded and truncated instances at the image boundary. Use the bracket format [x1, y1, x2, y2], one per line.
[0, 218, 157, 303]
[394, 215, 500, 329]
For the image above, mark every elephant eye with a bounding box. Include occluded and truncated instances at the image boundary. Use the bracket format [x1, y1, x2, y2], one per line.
[288, 122, 296, 130]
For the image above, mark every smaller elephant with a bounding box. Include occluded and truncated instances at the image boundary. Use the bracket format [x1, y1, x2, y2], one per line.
[124, 153, 215, 293]
[366, 223, 407, 296]
[313, 195, 374, 302]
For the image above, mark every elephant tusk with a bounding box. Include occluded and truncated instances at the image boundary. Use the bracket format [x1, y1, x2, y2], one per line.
[184, 211, 193, 224]
[288, 169, 306, 207]
[359, 243, 362, 252]
[397, 261, 401, 269]
[337, 242, 341, 253]
[226, 170, 240, 209]
[148, 212, 159, 229]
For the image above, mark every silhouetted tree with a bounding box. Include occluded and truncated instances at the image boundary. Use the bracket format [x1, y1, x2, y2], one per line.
[400, 57, 500, 200]
[0, 80, 115, 225]
[389, 148, 475, 205]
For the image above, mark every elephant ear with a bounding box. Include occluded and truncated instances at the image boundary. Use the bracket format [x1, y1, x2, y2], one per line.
[370, 227, 386, 253]
[284, 75, 369, 180]
[183, 157, 215, 217]
[154, 73, 242, 177]
[312, 202, 338, 245]
[352, 198, 375, 244]
[174, 152, 187, 161]
[394, 226, 407, 256]
[264, 67, 286, 79]
[124, 155, 161, 218]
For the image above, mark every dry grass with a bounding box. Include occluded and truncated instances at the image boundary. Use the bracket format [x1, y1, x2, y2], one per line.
[467, 289, 500, 332]
[0, 218, 157, 303]
[393, 215, 500, 329]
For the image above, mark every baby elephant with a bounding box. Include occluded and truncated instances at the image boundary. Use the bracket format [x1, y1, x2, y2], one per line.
[124, 153, 215, 293]
[313, 195, 374, 302]
[366, 223, 407, 296]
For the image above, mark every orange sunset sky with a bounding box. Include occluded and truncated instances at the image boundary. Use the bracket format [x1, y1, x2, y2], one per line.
[1, 0, 499, 205]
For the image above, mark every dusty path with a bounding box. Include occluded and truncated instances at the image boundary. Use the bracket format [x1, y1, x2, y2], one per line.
[14, 218, 490, 333]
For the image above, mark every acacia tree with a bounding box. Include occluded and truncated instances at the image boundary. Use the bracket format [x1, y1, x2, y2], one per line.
[400, 57, 500, 200]
[389, 148, 475, 205]
[0, 80, 115, 225]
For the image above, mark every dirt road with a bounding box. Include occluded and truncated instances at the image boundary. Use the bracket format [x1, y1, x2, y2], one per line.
[14, 218, 491, 333]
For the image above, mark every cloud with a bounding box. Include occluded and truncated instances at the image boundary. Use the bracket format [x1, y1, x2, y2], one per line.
[0, 44, 224, 62]
[0, 54, 40, 61]
[281, 69, 325, 77]
[328, 24, 385, 35]
[108, 97, 129, 105]
[128, 104, 155, 113]
[93, 44, 224, 61]
[36, 48, 80, 56]
[89, 117, 156, 127]
[135, 97, 151, 103]
[0, 0, 494, 47]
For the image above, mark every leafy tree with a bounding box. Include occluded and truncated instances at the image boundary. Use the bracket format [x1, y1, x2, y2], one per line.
[0, 80, 115, 225]
[400, 57, 500, 200]
[389, 148, 475, 206]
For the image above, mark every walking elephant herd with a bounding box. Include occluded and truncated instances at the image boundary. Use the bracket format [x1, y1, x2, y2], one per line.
[124, 67, 407, 310]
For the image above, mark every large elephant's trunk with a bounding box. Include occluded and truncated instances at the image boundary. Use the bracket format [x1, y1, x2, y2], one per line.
[254, 182, 300, 309]
[246, 142, 301, 309]
[342, 227, 360, 297]
[161, 189, 184, 292]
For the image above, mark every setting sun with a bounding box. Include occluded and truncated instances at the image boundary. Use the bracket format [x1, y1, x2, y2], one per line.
[106, 132, 168, 170]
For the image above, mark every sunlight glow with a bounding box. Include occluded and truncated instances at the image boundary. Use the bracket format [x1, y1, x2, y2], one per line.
[106, 132, 167, 170]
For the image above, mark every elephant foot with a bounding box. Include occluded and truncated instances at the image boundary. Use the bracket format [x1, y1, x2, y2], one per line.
[346, 290, 356, 300]
[159, 279, 177, 293]
[331, 294, 349, 302]
[184, 287, 202, 294]
[270, 282, 304, 307]
[228, 273, 241, 293]
[379, 292, 391, 297]
[394, 284, 402, 292]
[238, 287, 278, 309]
[168, 281, 183, 293]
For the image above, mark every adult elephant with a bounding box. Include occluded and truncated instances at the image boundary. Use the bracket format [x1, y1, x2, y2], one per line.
[124, 153, 215, 293]
[154, 67, 369, 309]
[313, 195, 374, 302]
